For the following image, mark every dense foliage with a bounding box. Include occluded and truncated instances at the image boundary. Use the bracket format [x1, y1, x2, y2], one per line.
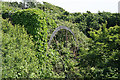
[1, 19, 57, 78]
[1, 1, 120, 79]
[11, 9, 48, 53]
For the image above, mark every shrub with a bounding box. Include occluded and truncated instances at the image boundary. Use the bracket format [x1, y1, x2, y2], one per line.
[2, 19, 39, 78]
[1, 19, 57, 78]
[11, 9, 49, 54]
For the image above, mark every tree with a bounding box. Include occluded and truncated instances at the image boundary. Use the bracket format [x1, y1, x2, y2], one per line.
[22, 0, 36, 8]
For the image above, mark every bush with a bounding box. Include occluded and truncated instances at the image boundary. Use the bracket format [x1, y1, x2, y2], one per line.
[1, 19, 59, 78]
[76, 24, 120, 79]
[2, 19, 39, 78]
[10, 9, 49, 54]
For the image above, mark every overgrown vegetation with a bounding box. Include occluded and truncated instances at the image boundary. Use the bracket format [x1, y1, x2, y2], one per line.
[1, 1, 120, 79]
